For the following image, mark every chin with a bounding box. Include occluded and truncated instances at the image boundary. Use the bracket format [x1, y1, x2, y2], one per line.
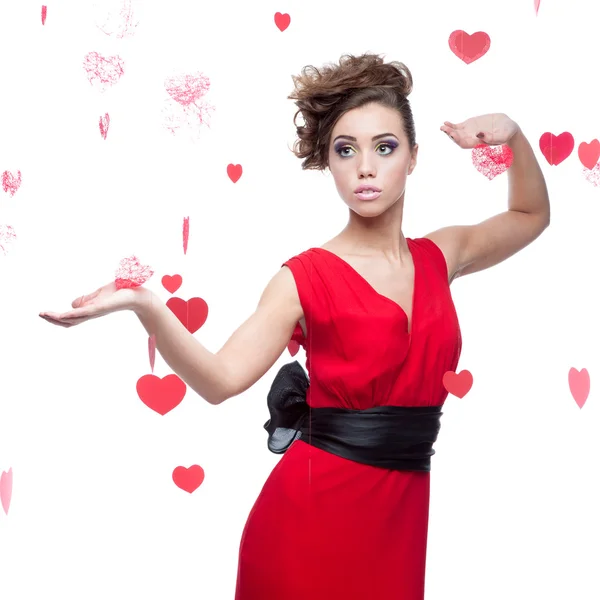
[349, 201, 389, 217]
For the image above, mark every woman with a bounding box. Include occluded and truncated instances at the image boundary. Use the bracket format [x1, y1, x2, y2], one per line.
[40, 53, 550, 599]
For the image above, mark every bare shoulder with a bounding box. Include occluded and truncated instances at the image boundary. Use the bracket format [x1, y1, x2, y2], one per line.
[262, 265, 302, 312]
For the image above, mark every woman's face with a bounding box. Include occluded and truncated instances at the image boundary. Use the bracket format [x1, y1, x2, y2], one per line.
[327, 103, 418, 217]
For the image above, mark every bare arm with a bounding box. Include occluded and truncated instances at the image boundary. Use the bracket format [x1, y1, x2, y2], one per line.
[132, 266, 303, 405]
[427, 126, 550, 281]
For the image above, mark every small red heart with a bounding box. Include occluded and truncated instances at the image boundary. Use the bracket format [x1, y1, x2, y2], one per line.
[448, 30, 491, 64]
[42, 5, 47, 25]
[2, 170, 22, 197]
[443, 370, 473, 398]
[274, 12, 291, 32]
[172, 465, 205, 493]
[99, 113, 110, 139]
[472, 144, 513, 180]
[227, 163, 243, 183]
[166, 297, 208, 333]
[136, 373, 187, 415]
[288, 340, 300, 357]
[578, 139, 600, 170]
[539, 132, 574, 166]
[568, 368, 590, 408]
[162, 274, 183, 294]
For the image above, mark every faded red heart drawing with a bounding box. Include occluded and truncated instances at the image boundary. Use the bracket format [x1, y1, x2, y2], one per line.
[472, 144, 514, 180]
[83, 51, 125, 92]
[2, 170, 22, 196]
[99, 113, 110, 139]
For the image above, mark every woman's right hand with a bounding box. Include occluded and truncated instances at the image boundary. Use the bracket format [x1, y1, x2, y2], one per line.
[39, 282, 146, 328]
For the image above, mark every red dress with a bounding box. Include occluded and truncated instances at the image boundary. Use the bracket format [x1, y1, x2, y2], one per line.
[235, 237, 462, 600]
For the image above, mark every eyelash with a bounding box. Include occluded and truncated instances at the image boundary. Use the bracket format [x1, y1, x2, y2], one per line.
[334, 142, 397, 158]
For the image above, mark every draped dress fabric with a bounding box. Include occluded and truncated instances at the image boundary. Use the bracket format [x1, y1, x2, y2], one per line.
[234, 237, 462, 600]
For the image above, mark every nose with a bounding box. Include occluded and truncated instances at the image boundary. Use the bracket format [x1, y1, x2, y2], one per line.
[357, 154, 376, 178]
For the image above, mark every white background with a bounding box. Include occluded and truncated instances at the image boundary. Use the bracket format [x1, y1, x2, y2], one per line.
[1, 0, 598, 598]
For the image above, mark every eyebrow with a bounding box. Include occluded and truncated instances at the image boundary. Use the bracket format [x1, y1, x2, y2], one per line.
[333, 133, 399, 143]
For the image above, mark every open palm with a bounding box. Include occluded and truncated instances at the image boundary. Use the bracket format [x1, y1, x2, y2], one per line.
[440, 113, 519, 149]
[39, 282, 138, 327]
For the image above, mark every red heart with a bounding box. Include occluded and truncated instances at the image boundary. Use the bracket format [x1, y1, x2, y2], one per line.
[99, 113, 110, 139]
[2, 170, 22, 197]
[568, 368, 590, 408]
[274, 12, 291, 32]
[472, 144, 513, 180]
[448, 30, 491, 64]
[172, 465, 205, 493]
[539, 132, 574, 166]
[162, 274, 182, 294]
[443, 370, 473, 398]
[136, 373, 187, 415]
[578, 139, 600, 170]
[288, 340, 300, 357]
[227, 163, 243, 183]
[42, 5, 47, 25]
[166, 297, 208, 333]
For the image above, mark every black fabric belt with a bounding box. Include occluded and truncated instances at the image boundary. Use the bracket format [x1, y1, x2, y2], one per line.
[263, 361, 443, 473]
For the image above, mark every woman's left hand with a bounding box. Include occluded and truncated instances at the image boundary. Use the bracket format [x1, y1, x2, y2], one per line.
[440, 113, 520, 149]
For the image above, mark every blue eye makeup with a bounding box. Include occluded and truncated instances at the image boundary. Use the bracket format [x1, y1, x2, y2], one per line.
[334, 139, 399, 157]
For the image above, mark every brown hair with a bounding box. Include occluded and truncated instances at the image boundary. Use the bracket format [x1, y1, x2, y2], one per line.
[288, 53, 416, 171]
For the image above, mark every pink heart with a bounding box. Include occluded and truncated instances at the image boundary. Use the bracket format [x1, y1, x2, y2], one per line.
[2, 170, 22, 196]
[442, 370, 473, 398]
[172, 465, 205, 493]
[227, 163, 243, 183]
[99, 113, 110, 139]
[1, 468, 13, 515]
[539, 131, 574, 166]
[569, 368, 590, 408]
[83, 51, 125, 92]
[274, 12, 291, 32]
[448, 30, 491, 64]
[534, 0, 541, 15]
[164, 72, 211, 106]
[114, 255, 154, 289]
[472, 144, 514, 180]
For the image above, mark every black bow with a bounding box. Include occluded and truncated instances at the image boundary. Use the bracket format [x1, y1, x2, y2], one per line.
[263, 361, 310, 454]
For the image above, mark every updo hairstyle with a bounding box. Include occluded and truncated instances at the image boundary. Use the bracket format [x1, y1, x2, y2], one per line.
[288, 53, 416, 171]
